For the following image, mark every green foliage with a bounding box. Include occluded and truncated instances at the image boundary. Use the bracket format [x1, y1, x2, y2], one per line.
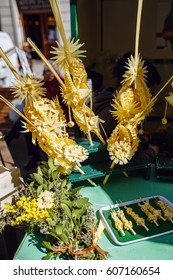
[0, 158, 107, 260]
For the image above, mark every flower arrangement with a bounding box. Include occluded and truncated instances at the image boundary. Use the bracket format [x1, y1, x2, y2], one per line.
[0, 158, 108, 260]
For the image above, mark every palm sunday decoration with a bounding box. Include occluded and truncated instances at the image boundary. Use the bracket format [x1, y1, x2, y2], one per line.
[104, 0, 155, 184]
[27, 0, 106, 147]
[0, 47, 90, 177]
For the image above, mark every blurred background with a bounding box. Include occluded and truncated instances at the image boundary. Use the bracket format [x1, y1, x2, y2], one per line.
[1, 1, 173, 140]
[1, 1, 173, 124]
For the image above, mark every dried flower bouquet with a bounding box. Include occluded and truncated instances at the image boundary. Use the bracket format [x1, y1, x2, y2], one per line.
[0, 158, 108, 260]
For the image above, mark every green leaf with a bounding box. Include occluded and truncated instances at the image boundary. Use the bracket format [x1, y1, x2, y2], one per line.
[43, 252, 55, 260]
[40, 161, 48, 166]
[42, 241, 53, 250]
[33, 173, 43, 184]
[72, 197, 90, 208]
[81, 215, 86, 225]
[59, 233, 69, 245]
[49, 232, 60, 240]
[61, 200, 72, 209]
[71, 186, 82, 193]
[41, 184, 49, 191]
[72, 207, 87, 219]
[55, 224, 63, 235]
[41, 166, 49, 174]
[61, 203, 71, 218]
[84, 202, 92, 208]
[37, 166, 43, 176]
[48, 157, 54, 169]
[47, 209, 59, 220]
[61, 179, 67, 188]
[52, 170, 59, 180]
[48, 181, 54, 190]
[37, 185, 43, 195]
[72, 222, 79, 234]
[29, 181, 35, 188]
[66, 182, 72, 191]
[47, 218, 56, 227]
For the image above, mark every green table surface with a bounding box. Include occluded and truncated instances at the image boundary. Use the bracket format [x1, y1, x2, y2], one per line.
[13, 165, 173, 260]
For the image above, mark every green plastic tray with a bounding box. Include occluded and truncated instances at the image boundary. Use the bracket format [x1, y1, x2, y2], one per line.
[99, 195, 173, 245]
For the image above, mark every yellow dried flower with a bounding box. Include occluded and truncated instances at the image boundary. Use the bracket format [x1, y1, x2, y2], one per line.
[5, 196, 50, 226]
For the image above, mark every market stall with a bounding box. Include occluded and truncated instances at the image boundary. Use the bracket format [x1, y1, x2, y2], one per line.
[13, 165, 173, 260]
[0, 0, 173, 261]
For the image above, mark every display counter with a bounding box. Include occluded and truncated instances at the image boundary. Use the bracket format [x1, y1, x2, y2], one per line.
[13, 165, 173, 260]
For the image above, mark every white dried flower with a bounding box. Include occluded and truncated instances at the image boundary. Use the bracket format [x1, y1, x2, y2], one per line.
[37, 190, 55, 209]
[64, 145, 89, 163]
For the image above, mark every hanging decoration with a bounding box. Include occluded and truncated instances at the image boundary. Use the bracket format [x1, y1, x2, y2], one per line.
[103, 0, 155, 184]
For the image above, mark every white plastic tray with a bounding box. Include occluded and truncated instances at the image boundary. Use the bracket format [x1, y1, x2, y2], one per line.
[99, 195, 173, 245]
